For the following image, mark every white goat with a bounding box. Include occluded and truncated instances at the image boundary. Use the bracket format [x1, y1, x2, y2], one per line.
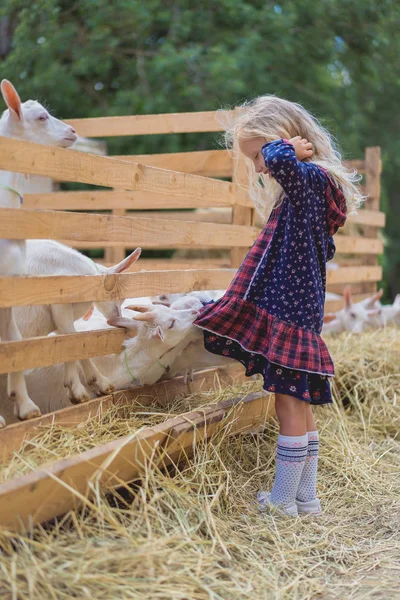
[359, 290, 400, 327]
[151, 289, 225, 307]
[322, 287, 382, 335]
[162, 295, 235, 382]
[0, 79, 77, 426]
[1, 303, 200, 420]
[11, 240, 141, 408]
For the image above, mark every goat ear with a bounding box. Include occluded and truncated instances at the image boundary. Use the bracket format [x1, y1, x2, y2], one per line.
[1, 80, 23, 120]
[108, 247, 142, 274]
[343, 285, 352, 310]
[367, 308, 381, 317]
[83, 304, 94, 321]
[153, 325, 165, 342]
[323, 313, 336, 323]
[125, 305, 151, 313]
[364, 288, 383, 309]
[393, 294, 400, 307]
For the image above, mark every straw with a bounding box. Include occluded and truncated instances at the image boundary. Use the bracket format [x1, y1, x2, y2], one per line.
[0, 328, 398, 599]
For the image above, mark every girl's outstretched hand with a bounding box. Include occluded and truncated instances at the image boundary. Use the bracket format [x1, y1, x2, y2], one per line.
[288, 136, 313, 161]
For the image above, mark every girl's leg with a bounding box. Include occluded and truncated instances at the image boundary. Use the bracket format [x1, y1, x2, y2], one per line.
[268, 394, 308, 509]
[296, 404, 320, 504]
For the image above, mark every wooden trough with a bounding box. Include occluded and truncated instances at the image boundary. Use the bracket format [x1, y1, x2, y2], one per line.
[0, 108, 384, 530]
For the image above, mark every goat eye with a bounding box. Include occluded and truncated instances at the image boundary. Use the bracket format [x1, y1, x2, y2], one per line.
[350, 312, 356, 319]
[160, 295, 167, 301]
[38, 114, 48, 121]
[168, 319, 175, 329]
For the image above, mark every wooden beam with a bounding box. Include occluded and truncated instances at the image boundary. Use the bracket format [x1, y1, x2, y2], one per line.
[98, 259, 231, 270]
[113, 149, 232, 178]
[345, 159, 365, 173]
[0, 391, 274, 532]
[346, 209, 385, 228]
[0, 329, 125, 374]
[0, 208, 258, 247]
[0, 266, 381, 310]
[326, 265, 382, 285]
[0, 137, 249, 207]
[0, 364, 246, 461]
[231, 110, 254, 268]
[0, 268, 236, 308]
[64, 110, 231, 137]
[324, 293, 371, 313]
[334, 236, 383, 255]
[24, 189, 250, 210]
[112, 209, 232, 224]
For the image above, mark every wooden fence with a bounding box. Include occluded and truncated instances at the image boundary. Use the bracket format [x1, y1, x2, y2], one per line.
[0, 108, 384, 530]
[0, 110, 384, 377]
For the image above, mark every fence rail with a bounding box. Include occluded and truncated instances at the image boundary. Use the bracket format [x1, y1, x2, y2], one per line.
[0, 109, 384, 432]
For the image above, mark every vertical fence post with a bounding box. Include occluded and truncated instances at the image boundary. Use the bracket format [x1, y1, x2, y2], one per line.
[363, 147, 382, 291]
[104, 197, 126, 264]
[230, 110, 255, 268]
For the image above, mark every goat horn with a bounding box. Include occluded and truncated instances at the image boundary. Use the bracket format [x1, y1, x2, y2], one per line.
[131, 312, 156, 322]
[125, 305, 151, 313]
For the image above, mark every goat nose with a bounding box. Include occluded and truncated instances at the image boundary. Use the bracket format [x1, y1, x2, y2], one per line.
[70, 127, 76, 134]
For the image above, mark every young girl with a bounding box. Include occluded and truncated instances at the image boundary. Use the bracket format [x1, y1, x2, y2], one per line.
[194, 96, 362, 517]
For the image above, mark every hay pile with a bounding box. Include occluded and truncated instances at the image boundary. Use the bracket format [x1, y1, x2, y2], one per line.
[0, 328, 399, 599]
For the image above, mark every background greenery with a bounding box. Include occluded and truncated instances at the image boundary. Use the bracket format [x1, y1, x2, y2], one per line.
[1, 0, 399, 297]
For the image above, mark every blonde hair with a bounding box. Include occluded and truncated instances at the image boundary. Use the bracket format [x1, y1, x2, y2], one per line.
[221, 96, 363, 220]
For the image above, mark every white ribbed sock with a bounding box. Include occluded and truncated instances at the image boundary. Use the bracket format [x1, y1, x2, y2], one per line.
[269, 433, 308, 508]
[296, 431, 319, 502]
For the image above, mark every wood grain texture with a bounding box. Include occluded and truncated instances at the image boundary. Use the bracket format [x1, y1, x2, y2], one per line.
[0, 329, 125, 374]
[0, 137, 249, 206]
[0, 208, 258, 247]
[0, 266, 381, 309]
[0, 391, 274, 532]
[334, 236, 383, 254]
[113, 149, 232, 178]
[23, 189, 251, 210]
[65, 110, 231, 137]
[0, 269, 236, 308]
[0, 364, 246, 461]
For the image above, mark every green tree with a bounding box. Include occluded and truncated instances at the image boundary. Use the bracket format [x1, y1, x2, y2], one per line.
[1, 0, 399, 295]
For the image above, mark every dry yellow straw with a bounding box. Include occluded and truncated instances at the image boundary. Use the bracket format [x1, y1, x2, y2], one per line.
[0, 328, 398, 599]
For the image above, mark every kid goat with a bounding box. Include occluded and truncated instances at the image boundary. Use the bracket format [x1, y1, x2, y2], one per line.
[0, 79, 77, 426]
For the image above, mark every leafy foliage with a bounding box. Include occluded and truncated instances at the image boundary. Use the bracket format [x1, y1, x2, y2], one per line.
[1, 0, 399, 294]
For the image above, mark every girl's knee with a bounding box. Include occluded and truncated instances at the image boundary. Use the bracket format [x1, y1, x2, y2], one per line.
[275, 393, 307, 415]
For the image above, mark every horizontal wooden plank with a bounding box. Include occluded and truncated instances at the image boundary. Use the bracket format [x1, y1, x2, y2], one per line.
[65, 110, 230, 137]
[113, 149, 232, 178]
[0, 266, 381, 309]
[0, 364, 246, 461]
[346, 209, 385, 228]
[334, 236, 383, 255]
[106, 209, 232, 224]
[0, 329, 125, 374]
[0, 208, 258, 247]
[326, 265, 382, 285]
[0, 269, 236, 308]
[98, 259, 231, 270]
[0, 137, 250, 207]
[324, 293, 371, 313]
[345, 159, 365, 173]
[24, 189, 247, 210]
[0, 391, 274, 532]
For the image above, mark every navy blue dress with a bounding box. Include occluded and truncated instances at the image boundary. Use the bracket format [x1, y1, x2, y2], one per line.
[194, 139, 347, 405]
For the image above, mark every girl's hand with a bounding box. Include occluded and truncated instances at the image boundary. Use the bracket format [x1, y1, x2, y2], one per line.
[288, 136, 313, 161]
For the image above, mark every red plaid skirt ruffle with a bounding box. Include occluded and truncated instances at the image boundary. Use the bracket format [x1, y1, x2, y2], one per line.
[194, 296, 334, 376]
